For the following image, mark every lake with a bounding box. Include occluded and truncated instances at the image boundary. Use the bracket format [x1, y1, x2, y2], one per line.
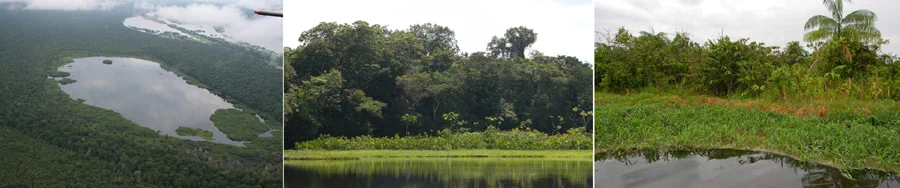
[595, 149, 900, 188]
[285, 158, 592, 188]
[57, 57, 243, 145]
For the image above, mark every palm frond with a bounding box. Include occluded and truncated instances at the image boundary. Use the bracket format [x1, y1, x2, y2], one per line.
[843, 9, 877, 26]
[804, 15, 839, 31]
[822, 0, 844, 20]
[843, 24, 882, 43]
[804, 29, 834, 43]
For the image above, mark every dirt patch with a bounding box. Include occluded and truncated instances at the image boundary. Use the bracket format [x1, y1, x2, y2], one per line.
[668, 95, 832, 118]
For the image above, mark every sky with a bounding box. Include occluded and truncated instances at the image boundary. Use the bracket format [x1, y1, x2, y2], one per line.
[284, 0, 594, 63]
[1, 0, 283, 52]
[595, 0, 900, 55]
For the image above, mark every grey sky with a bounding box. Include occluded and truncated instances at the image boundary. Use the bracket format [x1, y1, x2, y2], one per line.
[595, 0, 900, 55]
[285, 0, 594, 63]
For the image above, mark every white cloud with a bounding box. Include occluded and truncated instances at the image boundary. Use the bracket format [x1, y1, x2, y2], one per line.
[0, 0, 119, 10]
[285, 0, 593, 63]
[152, 3, 283, 52]
[596, 0, 900, 55]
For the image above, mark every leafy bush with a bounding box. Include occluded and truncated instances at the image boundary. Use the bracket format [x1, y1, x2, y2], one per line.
[296, 126, 590, 150]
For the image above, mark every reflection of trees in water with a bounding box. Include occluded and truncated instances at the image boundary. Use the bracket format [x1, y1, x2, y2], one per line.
[287, 158, 591, 188]
[596, 149, 899, 188]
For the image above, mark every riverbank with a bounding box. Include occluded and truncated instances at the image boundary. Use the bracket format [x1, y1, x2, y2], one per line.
[285, 150, 592, 160]
[595, 92, 900, 174]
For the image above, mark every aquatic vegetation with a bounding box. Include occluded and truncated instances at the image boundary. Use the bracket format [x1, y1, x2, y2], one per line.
[285, 149, 591, 160]
[48, 71, 70, 77]
[58, 78, 76, 85]
[210, 108, 271, 141]
[595, 92, 900, 174]
[102, 59, 112, 64]
[175, 126, 213, 140]
[297, 127, 591, 150]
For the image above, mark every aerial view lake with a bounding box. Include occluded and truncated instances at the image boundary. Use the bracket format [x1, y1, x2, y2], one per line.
[56, 57, 242, 145]
[285, 158, 592, 188]
[595, 149, 900, 188]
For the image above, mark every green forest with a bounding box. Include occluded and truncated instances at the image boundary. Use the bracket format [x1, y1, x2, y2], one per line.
[283, 21, 593, 149]
[0, 5, 281, 187]
[595, 0, 900, 174]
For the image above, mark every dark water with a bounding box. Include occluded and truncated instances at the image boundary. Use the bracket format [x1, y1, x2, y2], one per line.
[285, 158, 592, 188]
[57, 57, 243, 145]
[595, 149, 900, 188]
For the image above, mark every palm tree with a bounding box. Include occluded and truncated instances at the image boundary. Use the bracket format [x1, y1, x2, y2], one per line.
[803, 0, 880, 72]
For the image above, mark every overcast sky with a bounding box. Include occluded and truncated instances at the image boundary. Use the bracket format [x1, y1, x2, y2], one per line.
[1, 0, 282, 52]
[285, 0, 593, 63]
[596, 0, 900, 55]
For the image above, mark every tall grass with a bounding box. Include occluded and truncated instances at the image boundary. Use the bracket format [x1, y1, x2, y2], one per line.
[297, 126, 590, 150]
[595, 92, 900, 174]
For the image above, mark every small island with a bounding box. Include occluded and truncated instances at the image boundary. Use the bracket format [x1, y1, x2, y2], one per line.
[210, 108, 270, 141]
[102, 59, 113, 65]
[58, 78, 77, 85]
[48, 71, 71, 77]
[175, 126, 214, 140]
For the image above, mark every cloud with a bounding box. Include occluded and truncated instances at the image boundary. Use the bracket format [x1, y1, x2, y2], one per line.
[285, 0, 593, 63]
[596, 0, 900, 55]
[152, 3, 283, 52]
[0, 0, 119, 10]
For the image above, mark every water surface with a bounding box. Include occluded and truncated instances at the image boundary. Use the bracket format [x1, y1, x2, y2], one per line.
[286, 158, 591, 188]
[57, 57, 242, 145]
[123, 16, 192, 39]
[595, 149, 900, 188]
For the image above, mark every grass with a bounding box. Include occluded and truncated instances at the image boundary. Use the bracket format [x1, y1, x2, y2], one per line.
[284, 149, 592, 160]
[209, 108, 269, 141]
[175, 126, 213, 140]
[595, 91, 900, 174]
[296, 127, 591, 150]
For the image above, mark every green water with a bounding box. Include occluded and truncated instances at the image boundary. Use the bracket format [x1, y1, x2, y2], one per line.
[285, 158, 592, 188]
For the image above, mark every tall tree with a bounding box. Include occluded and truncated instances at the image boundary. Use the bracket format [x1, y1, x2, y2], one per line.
[804, 0, 880, 71]
[487, 26, 537, 58]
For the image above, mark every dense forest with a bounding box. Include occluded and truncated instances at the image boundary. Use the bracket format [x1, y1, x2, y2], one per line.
[595, 1, 899, 99]
[0, 6, 280, 187]
[284, 21, 593, 148]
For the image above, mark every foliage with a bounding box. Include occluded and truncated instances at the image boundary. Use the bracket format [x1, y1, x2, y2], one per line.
[595, 93, 900, 174]
[175, 126, 214, 140]
[48, 71, 70, 77]
[285, 21, 592, 148]
[209, 108, 271, 141]
[58, 78, 77, 85]
[103, 59, 113, 65]
[284, 149, 591, 159]
[297, 127, 591, 150]
[596, 27, 900, 100]
[0, 7, 280, 187]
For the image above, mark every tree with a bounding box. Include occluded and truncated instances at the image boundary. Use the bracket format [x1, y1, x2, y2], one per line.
[804, 0, 880, 71]
[487, 26, 536, 58]
[409, 23, 459, 71]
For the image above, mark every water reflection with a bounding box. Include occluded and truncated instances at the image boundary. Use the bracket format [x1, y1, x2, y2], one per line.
[285, 158, 591, 188]
[57, 57, 242, 146]
[595, 149, 900, 188]
[123, 16, 189, 37]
